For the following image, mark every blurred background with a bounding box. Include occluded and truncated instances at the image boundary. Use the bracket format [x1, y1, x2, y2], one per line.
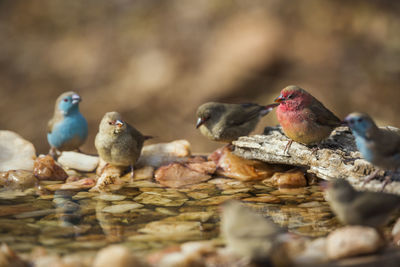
[0, 0, 399, 154]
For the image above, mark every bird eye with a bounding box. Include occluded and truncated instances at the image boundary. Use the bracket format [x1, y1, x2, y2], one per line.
[108, 121, 113, 125]
[63, 98, 69, 102]
[357, 118, 363, 123]
[287, 94, 294, 99]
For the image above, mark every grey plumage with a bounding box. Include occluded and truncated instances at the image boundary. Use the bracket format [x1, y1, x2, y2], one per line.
[221, 201, 285, 263]
[95, 112, 146, 169]
[196, 102, 278, 142]
[326, 179, 400, 228]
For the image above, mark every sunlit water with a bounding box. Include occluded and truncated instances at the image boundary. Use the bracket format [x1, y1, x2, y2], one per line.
[0, 174, 340, 258]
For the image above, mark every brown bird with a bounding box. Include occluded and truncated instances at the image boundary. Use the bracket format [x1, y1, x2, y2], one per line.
[325, 179, 400, 228]
[221, 200, 286, 264]
[196, 102, 278, 143]
[95, 112, 149, 177]
[275, 85, 341, 153]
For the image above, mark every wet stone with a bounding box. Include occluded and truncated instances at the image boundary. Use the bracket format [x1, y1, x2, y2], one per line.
[94, 194, 126, 201]
[0, 131, 36, 172]
[134, 191, 188, 207]
[242, 195, 281, 204]
[102, 203, 144, 214]
[34, 155, 68, 181]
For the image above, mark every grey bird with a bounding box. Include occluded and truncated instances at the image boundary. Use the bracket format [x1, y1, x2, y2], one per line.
[221, 200, 287, 265]
[95, 112, 149, 177]
[325, 179, 400, 228]
[344, 112, 400, 189]
[196, 102, 278, 143]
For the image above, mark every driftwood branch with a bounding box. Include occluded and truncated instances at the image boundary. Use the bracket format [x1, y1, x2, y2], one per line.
[233, 126, 400, 195]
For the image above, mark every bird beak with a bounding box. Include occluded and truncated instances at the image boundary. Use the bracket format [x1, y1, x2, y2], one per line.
[274, 94, 285, 103]
[341, 116, 351, 126]
[196, 117, 206, 129]
[115, 120, 124, 128]
[71, 94, 81, 104]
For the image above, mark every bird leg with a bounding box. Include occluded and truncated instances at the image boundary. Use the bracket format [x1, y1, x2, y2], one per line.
[49, 147, 59, 159]
[381, 174, 392, 192]
[310, 146, 319, 160]
[130, 165, 135, 183]
[283, 140, 293, 155]
[362, 169, 380, 187]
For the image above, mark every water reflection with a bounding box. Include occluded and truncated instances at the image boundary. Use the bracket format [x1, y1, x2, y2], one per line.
[0, 177, 342, 255]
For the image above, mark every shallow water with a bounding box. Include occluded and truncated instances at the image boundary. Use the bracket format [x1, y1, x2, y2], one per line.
[0, 175, 340, 258]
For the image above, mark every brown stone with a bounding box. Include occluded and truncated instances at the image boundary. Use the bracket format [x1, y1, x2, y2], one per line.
[33, 155, 68, 181]
[209, 146, 278, 181]
[270, 169, 307, 188]
[326, 226, 383, 260]
[155, 161, 216, 188]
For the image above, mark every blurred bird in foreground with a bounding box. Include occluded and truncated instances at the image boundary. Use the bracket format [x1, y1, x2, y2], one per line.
[221, 200, 288, 266]
[344, 112, 400, 189]
[196, 102, 278, 143]
[325, 179, 400, 228]
[95, 112, 149, 177]
[47, 91, 88, 157]
[274, 85, 341, 154]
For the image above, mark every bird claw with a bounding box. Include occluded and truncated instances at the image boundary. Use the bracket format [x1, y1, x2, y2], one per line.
[361, 170, 380, 187]
[310, 146, 319, 160]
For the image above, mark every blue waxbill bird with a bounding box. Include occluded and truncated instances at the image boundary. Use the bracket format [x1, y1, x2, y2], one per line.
[344, 112, 400, 189]
[47, 91, 88, 156]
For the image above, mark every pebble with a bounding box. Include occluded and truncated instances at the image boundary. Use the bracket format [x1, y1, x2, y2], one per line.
[0, 131, 36, 172]
[33, 155, 68, 181]
[270, 169, 307, 188]
[94, 194, 126, 201]
[209, 146, 277, 181]
[58, 151, 99, 172]
[155, 161, 215, 188]
[137, 140, 191, 168]
[326, 226, 383, 259]
[0, 170, 38, 190]
[242, 195, 281, 204]
[93, 245, 147, 267]
[102, 203, 144, 214]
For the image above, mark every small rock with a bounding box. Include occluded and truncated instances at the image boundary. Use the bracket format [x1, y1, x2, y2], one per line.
[392, 217, 400, 237]
[155, 161, 216, 188]
[0, 170, 38, 189]
[269, 169, 307, 188]
[209, 146, 278, 181]
[94, 194, 126, 201]
[45, 177, 96, 191]
[133, 166, 154, 180]
[0, 243, 29, 267]
[139, 220, 202, 235]
[0, 131, 36, 172]
[326, 226, 383, 259]
[134, 190, 188, 207]
[33, 155, 68, 181]
[242, 195, 281, 204]
[137, 140, 191, 167]
[392, 217, 400, 246]
[92, 164, 125, 192]
[93, 245, 147, 267]
[102, 203, 143, 213]
[292, 237, 328, 264]
[58, 151, 99, 172]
